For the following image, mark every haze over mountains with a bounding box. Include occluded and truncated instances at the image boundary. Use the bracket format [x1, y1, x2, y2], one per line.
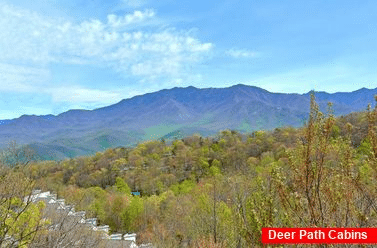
[1, 84, 376, 160]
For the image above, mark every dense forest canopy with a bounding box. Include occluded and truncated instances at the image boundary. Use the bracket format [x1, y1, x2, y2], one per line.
[1, 94, 377, 247]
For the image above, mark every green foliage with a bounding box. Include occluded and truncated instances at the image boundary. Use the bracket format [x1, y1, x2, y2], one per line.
[170, 179, 195, 195]
[359, 162, 372, 183]
[357, 138, 373, 157]
[331, 124, 341, 138]
[199, 157, 209, 169]
[1, 200, 46, 247]
[210, 143, 221, 152]
[122, 196, 144, 232]
[0, 172, 47, 247]
[209, 165, 221, 176]
[17, 94, 377, 247]
[115, 177, 131, 195]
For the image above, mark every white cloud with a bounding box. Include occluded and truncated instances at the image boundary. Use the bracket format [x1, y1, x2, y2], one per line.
[49, 87, 122, 104]
[111, 31, 213, 77]
[107, 9, 155, 28]
[0, 3, 213, 103]
[0, 4, 213, 85]
[226, 48, 258, 58]
[0, 63, 50, 92]
[0, 4, 53, 63]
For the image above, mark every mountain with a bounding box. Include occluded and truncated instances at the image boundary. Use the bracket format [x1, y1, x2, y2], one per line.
[1, 84, 376, 160]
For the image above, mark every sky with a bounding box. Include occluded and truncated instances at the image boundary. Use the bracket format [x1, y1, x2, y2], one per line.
[1, 0, 377, 119]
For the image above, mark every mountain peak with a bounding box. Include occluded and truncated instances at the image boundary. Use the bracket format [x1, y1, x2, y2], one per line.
[227, 84, 270, 94]
[229, 83, 253, 89]
[354, 87, 369, 92]
[1, 85, 375, 161]
[169, 85, 198, 91]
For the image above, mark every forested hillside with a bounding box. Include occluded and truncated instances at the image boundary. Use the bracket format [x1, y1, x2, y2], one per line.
[1, 95, 377, 247]
[1, 85, 376, 160]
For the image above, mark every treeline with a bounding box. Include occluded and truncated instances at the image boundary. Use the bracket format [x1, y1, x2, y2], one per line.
[1, 94, 377, 247]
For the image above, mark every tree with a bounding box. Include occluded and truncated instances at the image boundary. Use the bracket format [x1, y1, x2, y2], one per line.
[0, 141, 36, 168]
[275, 95, 377, 230]
[122, 196, 144, 232]
[115, 177, 131, 195]
[366, 96, 377, 160]
[0, 172, 46, 248]
[30, 203, 105, 248]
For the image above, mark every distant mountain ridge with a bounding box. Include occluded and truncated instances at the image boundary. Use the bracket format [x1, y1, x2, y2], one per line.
[1, 84, 376, 160]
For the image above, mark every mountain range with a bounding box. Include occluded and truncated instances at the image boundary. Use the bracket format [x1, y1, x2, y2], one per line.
[1, 84, 376, 160]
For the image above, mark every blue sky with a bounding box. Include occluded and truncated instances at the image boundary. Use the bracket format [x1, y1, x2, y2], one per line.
[1, 0, 377, 119]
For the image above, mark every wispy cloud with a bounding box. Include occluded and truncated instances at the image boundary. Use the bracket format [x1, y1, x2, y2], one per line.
[0, 63, 50, 92]
[248, 62, 373, 93]
[0, 3, 213, 99]
[107, 9, 155, 28]
[49, 87, 122, 104]
[226, 48, 258, 58]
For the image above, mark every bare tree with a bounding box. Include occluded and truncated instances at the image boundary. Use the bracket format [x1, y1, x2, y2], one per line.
[0, 141, 36, 168]
[29, 195, 106, 248]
